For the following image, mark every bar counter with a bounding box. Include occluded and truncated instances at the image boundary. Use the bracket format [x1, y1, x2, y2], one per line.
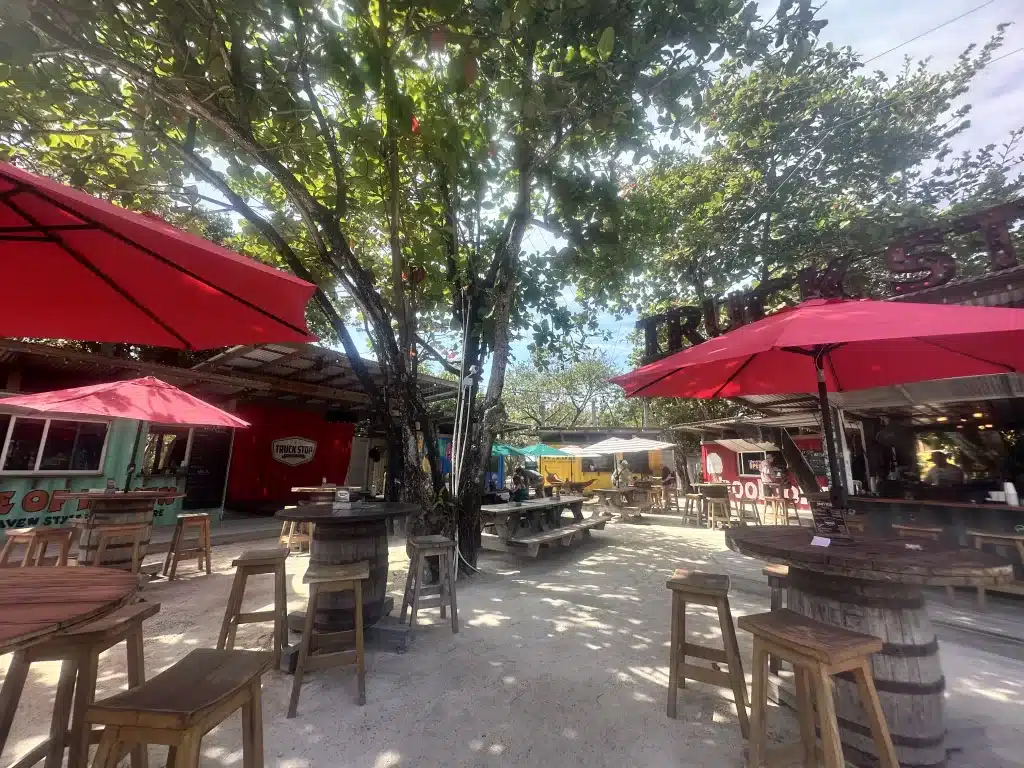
[848, 495, 1023, 545]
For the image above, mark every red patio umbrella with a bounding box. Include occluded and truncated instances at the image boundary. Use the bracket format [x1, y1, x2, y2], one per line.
[0, 376, 249, 427]
[612, 298, 1024, 502]
[0, 162, 317, 349]
[1, 377, 248, 488]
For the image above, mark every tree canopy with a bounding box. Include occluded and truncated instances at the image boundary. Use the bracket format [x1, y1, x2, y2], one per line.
[574, 27, 1023, 316]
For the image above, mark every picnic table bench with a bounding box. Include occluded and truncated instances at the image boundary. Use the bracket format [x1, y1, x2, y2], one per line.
[479, 495, 611, 557]
[593, 486, 652, 520]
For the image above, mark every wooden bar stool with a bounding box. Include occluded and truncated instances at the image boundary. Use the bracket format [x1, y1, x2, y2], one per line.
[739, 609, 898, 768]
[85, 649, 271, 768]
[400, 536, 459, 634]
[217, 548, 289, 669]
[289, 561, 368, 718]
[279, 521, 313, 554]
[86, 523, 148, 573]
[736, 499, 762, 526]
[665, 569, 749, 739]
[967, 530, 1024, 608]
[0, 601, 159, 768]
[162, 513, 212, 580]
[762, 565, 789, 675]
[0, 527, 76, 567]
[681, 493, 703, 526]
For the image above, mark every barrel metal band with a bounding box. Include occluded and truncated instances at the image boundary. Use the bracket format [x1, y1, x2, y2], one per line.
[880, 637, 940, 657]
[835, 670, 947, 695]
[834, 716, 947, 752]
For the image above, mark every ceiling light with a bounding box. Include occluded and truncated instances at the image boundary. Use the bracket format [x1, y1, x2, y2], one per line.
[936, 416, 948, 423]
[973, 412, 985, 419]
[985, 424, 994, 428]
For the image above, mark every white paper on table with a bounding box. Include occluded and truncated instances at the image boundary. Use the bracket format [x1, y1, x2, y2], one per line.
[810, 536, 831, 547]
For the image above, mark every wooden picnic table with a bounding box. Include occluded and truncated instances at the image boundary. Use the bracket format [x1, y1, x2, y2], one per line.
[726, 525, 1013, 767]
[0, 566, 139, 756]
[275, 502, 419, 632]
[53, 489, 183, 569]
[479, 495, 611, 557]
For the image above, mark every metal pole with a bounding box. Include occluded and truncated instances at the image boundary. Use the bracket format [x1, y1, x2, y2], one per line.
[814, 356, 845, 507]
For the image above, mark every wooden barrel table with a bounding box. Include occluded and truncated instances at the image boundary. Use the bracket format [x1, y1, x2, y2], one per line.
[275, 502, 418, 632]
[291, 486, 365, 504]
[726, 526, 1012, 768]
[54, 490, 182, 569]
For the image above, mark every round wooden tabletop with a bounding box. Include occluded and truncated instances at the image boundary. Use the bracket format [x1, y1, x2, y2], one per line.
[0, 566, 140, 654]
[726, 525, 1014, 586]
[275, 502, 420, 524]
[53, 490, 183, 501]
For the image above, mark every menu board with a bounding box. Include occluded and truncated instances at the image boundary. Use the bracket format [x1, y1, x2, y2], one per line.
[810, 498, 852, 540]
[183, 427, 232, 510]
[802, 450, 830, 478]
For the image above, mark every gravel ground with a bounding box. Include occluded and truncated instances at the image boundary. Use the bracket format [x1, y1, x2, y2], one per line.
[2, 523, 1022, 767]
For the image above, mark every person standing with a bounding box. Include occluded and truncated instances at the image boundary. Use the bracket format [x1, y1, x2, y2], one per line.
[925, 451, 965, 486]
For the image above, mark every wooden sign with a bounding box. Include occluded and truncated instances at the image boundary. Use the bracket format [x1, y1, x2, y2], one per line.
[809, 498, 853, 541]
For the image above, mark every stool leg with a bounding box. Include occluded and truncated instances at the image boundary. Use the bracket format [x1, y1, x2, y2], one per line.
[355, 579, 366, 706]
[854, 661, 898, 768]
[174, 729, 202, 768]
[438, 555, 447, 620]
[273, 563, 287, 669]
[163, 523, 180, 575]
[0, 651, 30, 749]
[288, 582, 318, 718]
[204, 519, 212, 574]
[130, 530, 142, 574]
[21, 537, 36, 567]
[241, 679, 265, 768]
[167, 528, 182, 580]
[399, 556, 415, 623]
[90, 727, 123, 768]
[768, 586, 782, 676]
[812, 664, 844, 768]
[35, 540, 49, 566]
[125, 627, 149, 768]
[58, 534, 72, 567]
[43, 656, 78, 768]
[409, 553, 424, 629]
[794, 667, 817, 766]
[667, 592, 681, 719]
[68, 651, 99, 768]
[93, 535, 108, 568]
[0, 536, 15, 566]
[748, 638, 769, 768]
[218, 569, 246, 651]
[286, 521, 297, 553]
[719, 597, 749, 740]
[446, 552, 459, 634]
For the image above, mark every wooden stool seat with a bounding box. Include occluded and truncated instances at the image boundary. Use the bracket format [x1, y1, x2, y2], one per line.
[0, 527, 76, 567]
[162, 513, 211, 580]
[217, 548, 288, 669]
[87, 523, 148, 573]
[665, 569, 749, 739]
[739, 609, 897, 768]
[289, 561, 368, 717]
[0, 601, 159, 768]
[400, 536, 459, 634]
[85, 649, 270, 768]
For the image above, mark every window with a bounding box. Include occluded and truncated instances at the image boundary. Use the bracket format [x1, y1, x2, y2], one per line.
[0, 416, 109, 474]
[582, 455, 615, 473]
[738, 451, 766, 477]
[143, 425, 191, 476]
[623, 451, 651, 475]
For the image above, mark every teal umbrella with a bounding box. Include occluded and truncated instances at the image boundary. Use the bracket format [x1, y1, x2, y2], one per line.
[521, 443, 569, 457]
[491, 443, 526, 457]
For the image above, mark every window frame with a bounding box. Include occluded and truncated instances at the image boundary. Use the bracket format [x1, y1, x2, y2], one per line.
[0, 414, 112, 476]
[737, 450, 767, 478]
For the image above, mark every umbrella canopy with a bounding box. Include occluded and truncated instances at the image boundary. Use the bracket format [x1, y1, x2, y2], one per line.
[585, 437, 676, 455]
[491, 443, 526, 457]
[520, 443, 570, 457]
[0, 162, 317, 349]
[0, 377, 249, 428]
[613, 298, 1024, 399]
[558, 444, 603, 458]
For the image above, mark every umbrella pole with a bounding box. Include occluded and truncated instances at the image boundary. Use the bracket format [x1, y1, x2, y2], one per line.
[814, 358, 845, 507]
[123, 420, 146, 491]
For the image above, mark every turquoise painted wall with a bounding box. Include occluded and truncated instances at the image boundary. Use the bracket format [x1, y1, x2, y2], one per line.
[0, 418, 198, 532]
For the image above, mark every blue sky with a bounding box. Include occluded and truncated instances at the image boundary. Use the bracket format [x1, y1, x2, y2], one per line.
[347, 0, 1024, 373]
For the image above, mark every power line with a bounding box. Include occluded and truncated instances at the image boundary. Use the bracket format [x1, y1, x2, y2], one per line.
[860, 0, 1000, 66]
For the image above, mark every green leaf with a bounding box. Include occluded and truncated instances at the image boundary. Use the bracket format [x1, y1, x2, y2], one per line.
[597, 27, 615, 61]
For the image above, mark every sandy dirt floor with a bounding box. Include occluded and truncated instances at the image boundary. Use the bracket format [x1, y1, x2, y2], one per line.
[2, 523, 1023, 767]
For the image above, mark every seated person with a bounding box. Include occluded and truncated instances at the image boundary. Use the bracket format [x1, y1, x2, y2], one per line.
[660, 466, 676, 488]
[510, 468, 529, 502]
[925, 451, 965, 486]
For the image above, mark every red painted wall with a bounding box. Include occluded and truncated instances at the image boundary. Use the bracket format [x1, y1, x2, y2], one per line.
[227, 403, 355, 507]
[701, 438, 827, 510]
